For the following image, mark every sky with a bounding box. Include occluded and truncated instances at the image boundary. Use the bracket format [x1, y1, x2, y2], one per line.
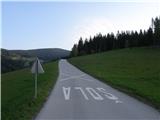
[1, 1, 160, 50]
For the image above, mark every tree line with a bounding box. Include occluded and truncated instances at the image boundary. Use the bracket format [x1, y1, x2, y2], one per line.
[70, 16, 160, 57]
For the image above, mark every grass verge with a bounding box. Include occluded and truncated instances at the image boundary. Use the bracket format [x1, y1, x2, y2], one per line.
[69, 47, 160, 110]
[2, 61, 58, 120]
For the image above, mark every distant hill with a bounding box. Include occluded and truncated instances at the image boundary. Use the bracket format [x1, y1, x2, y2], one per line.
[8, 48, 70, 61]
[1, 48, 70, 73]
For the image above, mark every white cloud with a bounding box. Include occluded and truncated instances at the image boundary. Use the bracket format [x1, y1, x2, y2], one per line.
[72, 17, 115, 41]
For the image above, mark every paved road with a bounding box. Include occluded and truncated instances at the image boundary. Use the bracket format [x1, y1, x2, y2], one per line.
[35, 60, 160, 120]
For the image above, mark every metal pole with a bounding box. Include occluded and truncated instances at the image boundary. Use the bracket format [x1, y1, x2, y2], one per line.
[34, 72, 37, 99]
[34, 58, 38, 99]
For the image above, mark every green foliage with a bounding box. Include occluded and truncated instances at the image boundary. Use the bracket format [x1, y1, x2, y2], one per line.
[1, 61, 58, 120]
[1, 56, 30, 73]
[70, 44, 78, 57]
[69, 47, 160, 109]
[153, 16, 160, 46]
[77, 37, 85, 56]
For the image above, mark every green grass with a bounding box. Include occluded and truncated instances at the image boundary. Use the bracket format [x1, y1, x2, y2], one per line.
[69, 47, 160, 109]
[2, 61, 58, 120]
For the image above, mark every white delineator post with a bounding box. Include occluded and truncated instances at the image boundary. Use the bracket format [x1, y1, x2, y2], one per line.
[31, 57, 44, 99]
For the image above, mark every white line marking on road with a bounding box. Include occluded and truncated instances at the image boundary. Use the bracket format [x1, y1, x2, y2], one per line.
[97, 88, 118, 100]
[79, 78, 93, 81]
[86, 87, 104, 100]
[61, 73, 71, 76]
[115, 100, 123, 104]
[97, 88, 123, 103]
[62, 87, 71, 100]
[75, 87, 89, 100]
[60, 74, 85, 81]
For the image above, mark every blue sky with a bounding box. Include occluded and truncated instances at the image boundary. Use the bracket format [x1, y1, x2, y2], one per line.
[1, 1, 160, 50]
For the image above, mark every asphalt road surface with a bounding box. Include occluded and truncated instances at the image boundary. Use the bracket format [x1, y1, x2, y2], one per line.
[35, 60, 160, 120]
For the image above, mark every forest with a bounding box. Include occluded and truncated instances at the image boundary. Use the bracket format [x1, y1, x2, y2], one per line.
[71, 16, 160, 56]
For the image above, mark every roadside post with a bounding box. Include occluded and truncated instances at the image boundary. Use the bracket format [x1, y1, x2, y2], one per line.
[31, 57, 44, 98]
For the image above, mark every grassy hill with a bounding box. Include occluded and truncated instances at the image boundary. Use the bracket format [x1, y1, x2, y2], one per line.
[2, 61, 58, 120]
[8, 48, 70, 61]
[69, 47, 160, 110]
[1, 48, 70, 62]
